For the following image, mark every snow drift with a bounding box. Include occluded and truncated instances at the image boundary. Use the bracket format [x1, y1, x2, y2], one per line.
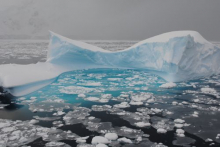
[0, 31, 220, 96]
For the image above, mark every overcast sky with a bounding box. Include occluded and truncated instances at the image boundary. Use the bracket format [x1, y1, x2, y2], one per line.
[0, 0, 220, 41]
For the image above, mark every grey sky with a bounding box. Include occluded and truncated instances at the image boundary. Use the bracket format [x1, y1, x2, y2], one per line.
[0, 0, 220, 41]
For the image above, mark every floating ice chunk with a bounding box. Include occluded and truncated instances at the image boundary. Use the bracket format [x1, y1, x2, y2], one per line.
[136, 136, 142, 142]
[76, 136, 89, 143]
[53, 121, 64, 128]
[0, 119, 78, 147]
[152, 117, 174, 133]
[151, 108, 163, 114]
[114, 102, 130, 108]
[78, 94, 86, 98]
[201, 87, 219, 98]
[92, 105, 112, 112]
[134, 122, 151, 127]
[107, 78, 122, 81]
[59, 86, 94, 95]
[63, 107, 91, 125]
[101, 94, 112, 99]
[91, 136, 110, 144]
[77, 144, 95, 147]
[181, 101, 189, 105]
[201, 87, 216, 94]
[29, 100, 72, 113]
[164, 110, 173, 115]
[53, 99, 65, 103]
[131, 92, 153, 102]
[174, 124, 183, 128]
[80, 82, 102, 86]
[17, 97, 26, 101]
[157, 128, 167, 134]
[2, 126, 15, 132]
[86, 122, 112, 134]
[104, 133, 118, 140]
[117, 137, 132, 144]
[172, 101, 178, 105]
[137, 107, 153, 114]
[53, 111, 66, 116]
[96, 144, 108, 147]
[98, 99, 109, 103]
[85, 97, 100, 102]
[193, 99, 200, 103]
[45, 141, 71, 147]
[205, 138, 213, 142]
[151, 143, 168, 147]
[29, 119, 39, 124]
[192, 111, 199, 117]
[176, 129, 185, 137]
[115, 126, 143, 139]
[159, 83, 176, 88]
[120, 94, 129, 98]
[174, 119, 185, 124]
[129, 101, 143, 105]
[0, 122, 10, 128]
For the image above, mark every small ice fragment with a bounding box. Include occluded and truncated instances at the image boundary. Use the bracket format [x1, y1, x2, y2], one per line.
[134, 122, 151, 127]
[174, 119, 185, 124]
[159, 83, 176, 88]
[157, 128, 167, 134]
[151, 108, 163, 113]
[117, 137, 132, 144]
[96, 144, 108, 147]
[129, 101, 143, 105]
[174, 124, 183, 128]
[114, 102, 130, 108]
[176, 129, 185, 137]
[205, 138, 213, 142]
[29, 119, 39, 124]
[91, 136, 110, 144]
[192, 111, 199, 117]
[78, 94, 86, 98]
[172, 101, 178, 105]
[104, 133, 118, 140]
[85, 97, 100, 102]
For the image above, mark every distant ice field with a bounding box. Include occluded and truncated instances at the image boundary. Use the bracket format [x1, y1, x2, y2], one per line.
[0, 40, 137, 64]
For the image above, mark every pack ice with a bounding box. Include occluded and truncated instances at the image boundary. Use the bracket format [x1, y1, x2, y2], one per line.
[0, 31, 220, 96]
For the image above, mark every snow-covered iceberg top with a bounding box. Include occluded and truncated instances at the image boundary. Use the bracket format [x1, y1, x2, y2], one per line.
[0, 30, 220, 96]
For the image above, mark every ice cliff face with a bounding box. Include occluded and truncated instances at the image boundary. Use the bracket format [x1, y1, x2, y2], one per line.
[0, 30, 220, 96]
[48, 31, 220, 82]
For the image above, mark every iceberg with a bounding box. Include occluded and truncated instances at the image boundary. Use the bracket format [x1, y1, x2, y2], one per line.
[0, 30, 220, 96]
[47, 31, 220, 82]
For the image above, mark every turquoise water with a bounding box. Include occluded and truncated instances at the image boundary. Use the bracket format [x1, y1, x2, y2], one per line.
[27, 68, 164, 103]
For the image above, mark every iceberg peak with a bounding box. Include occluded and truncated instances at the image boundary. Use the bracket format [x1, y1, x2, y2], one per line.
[124, 31, 209, 51]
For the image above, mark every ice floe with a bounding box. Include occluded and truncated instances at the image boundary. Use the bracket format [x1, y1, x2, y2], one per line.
[91, 136, 110, 144]
[159, 83, 177, 88]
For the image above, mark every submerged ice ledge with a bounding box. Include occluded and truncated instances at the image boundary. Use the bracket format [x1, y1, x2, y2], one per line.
[1, 30, 220, 96]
